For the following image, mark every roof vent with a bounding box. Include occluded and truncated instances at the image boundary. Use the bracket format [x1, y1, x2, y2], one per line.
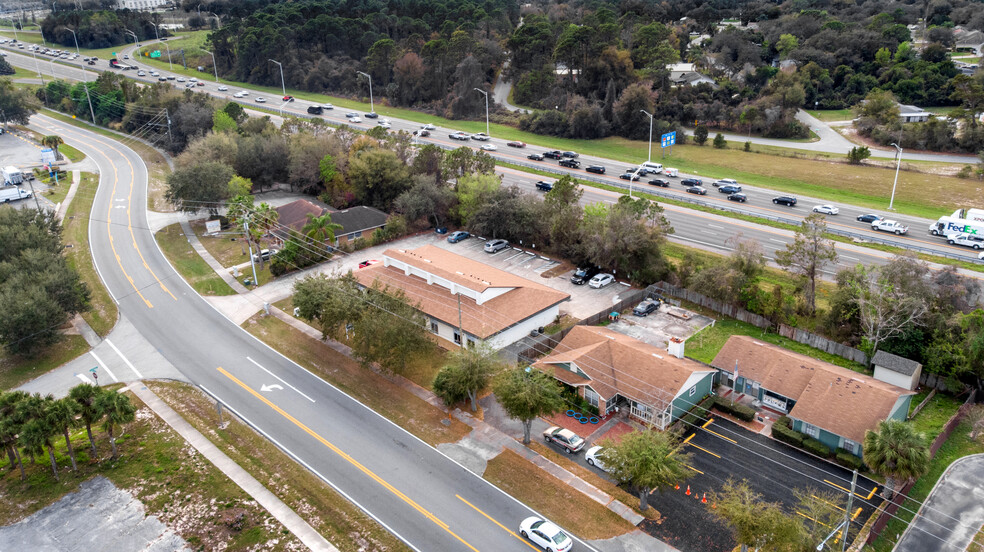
[652, 353, 664, 359]
[456, 271, 464, 275]
[753, 341, 764, 346]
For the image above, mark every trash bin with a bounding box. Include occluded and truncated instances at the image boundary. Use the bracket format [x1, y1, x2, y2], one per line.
[243, 278, 252, 286]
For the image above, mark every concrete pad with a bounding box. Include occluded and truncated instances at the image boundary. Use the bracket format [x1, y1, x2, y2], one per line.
[606, 305, 714, 349]
[0, 475, 190, 552]
[204, 294, 263, 325]
[436, 435, 503, 476]
[589, 529, 680, 552]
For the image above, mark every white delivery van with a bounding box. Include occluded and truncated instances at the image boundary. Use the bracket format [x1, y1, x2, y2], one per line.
[664, 168, 679, 177]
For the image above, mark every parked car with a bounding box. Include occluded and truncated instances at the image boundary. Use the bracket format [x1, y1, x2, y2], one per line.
[584, 446, 609, 472]
[447, 231, 470, 243]
[471, 132, 490, 141]
[633, 298, 661, 316]
[857, 213, 883, 223]
[718, 185, 742, 194]
[307, 105, 323, 115]
[585, 165, 606, 174]
[571, 265, 601, 285]
[648, 178, 670, 187]
[772, 196, 797, 206]
[543, 150, 564, 159]
[527, 153, 544, 161]
[589, 273, 615, 288]
[507, 141, 526, 148]
[535, 181, 553, 192]
[947, 232, 984, 249]
[449, 131, 470, 140]
[484, 239, 509, 253]
[542, 426, 585, 453]
[561, 151, 579, 158]
[687, 186, 708, 195]
[252, 249, 278, 262]
[357, 259, 381, 269]
[727, 193, 747, 203]
[365, 111, 379, 118]
[619, 173, 641, 181]
[519, 517, 573, 552]
[681, 177, 702, 187]
[559, 158, 580, 168]
[872, 220, 908, 235]
[713, 178, 738, 187]
[480, 143, 496, 151]
[813, 204, 839, 215]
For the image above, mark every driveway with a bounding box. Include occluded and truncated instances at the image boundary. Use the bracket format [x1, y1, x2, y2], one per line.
[605, 304, 714, 348]
[894, 454, 984, 552]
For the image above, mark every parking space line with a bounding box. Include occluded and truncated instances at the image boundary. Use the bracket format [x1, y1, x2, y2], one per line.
[865, 486, 878, 500]
[502, 251, 524, 262]
[795, 511, 833, 527]
[701, 427, 737, 444]
[686, 442, 720, 458]
[455, 494, 539, 551]
[701, 419, 714, 428]
[811, 493, 845, 512]
[824, 479, 872, 500]
[685, 464, 704, 474]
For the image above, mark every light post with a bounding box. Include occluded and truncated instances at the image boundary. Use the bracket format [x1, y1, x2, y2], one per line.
[889, 143, 902, 211]
[474, 87, 489, 137]
[154, 24, 172, 70]
[640, 109, 655, 162]
[269, 58, 285, 96]
[67, 28, 97, 125]
[38, 28, 56, 79]
[356, 71, 374, 114]
[125, 30, 138, 52]
[202, 48, 218, 82]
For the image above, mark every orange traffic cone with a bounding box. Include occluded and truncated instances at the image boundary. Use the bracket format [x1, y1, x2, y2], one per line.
[685, 485, 691, 496]
[675, 484, 680, 490]
[702, 493, 707, 504]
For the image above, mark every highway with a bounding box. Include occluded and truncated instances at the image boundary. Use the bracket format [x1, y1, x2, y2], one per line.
[25, 111, 601, 551]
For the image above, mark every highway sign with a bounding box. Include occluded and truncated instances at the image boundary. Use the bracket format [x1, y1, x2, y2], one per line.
[661, 131, 676, 148]
[150, 50, 161, 58]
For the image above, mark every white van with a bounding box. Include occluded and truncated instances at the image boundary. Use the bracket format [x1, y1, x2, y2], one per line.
[664, 168, 679, 177]
[641, 162, 663, 174]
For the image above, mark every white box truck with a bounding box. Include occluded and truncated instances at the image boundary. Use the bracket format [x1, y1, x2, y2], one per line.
[2, 166, 23, 185]
[929, 208, 984, 238]
[0, 187, 32, 203]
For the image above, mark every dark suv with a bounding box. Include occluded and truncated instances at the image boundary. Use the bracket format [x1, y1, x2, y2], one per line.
[570, 265, 601, 285]
[772, 196, 797, 206]
[585, 165, 605, 174]
[543, 150, 564, 159]
[648, 178, 669, 187]
[559, 158, 580, 169]
[306, 105, 323, 115]
[681, 178, 702, 187]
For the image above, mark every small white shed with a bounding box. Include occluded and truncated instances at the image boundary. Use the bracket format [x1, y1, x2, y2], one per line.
[872, 350, 922, 391]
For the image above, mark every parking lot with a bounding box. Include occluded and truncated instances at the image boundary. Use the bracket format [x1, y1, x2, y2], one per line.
[0, 130, 56, 211]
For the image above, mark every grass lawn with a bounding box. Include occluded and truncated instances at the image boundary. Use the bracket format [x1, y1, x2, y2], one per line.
[0, 388, 305, 550]
[804, 109, 854, 122]
[64, 171, 118, 336]
[148, 380, 412, 552]
[907, 391, 964, 440]
[189, 219, 280, 287]
[6, 65, 40, 79]
[41, 170, 72, 205]
[0, 335, 88, 391]
[155, 223, 236, 296]
[483, 449, 635, 539]
[867, 420, 984, 552]
[242, 313, 471, 446]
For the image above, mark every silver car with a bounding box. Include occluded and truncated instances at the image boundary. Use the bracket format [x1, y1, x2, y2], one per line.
[484, 239, 508, 253]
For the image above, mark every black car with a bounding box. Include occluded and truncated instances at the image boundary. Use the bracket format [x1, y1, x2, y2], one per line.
[632, 299, 661, 317]
[648, 178, 670, 187]
[773, 196, 797, 206]
[681, 178, 702, 187]
[585, 165, 606, 174]
[535, 181, 554, 192]
[306, 105, 323, 115]
[527, 153, 544, 161]
[571, 266, 601, 285]
[561, 151, 579, 158]
[365, 111, 379, 118]
[687, 186, 708, 195]
[559, 158, 580, 168]
[543, 150, 564, 159]
[727, 193, 747, 202]
[619, 173, 641, 181]
[718, 185, 742, 194]
[857, 213, 883, 223]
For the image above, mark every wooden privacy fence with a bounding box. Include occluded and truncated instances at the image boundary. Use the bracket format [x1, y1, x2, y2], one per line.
[652, 282, 771, 328]
[777, 324, 869, 366]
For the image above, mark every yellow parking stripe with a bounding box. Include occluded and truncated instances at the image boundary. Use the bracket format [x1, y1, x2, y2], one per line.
[686, 442, 720, 458]
[824, 479, 872, 500]
[456, 495, 540, 551]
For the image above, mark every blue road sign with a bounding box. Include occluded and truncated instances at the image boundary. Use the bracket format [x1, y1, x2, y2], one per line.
[661, 131, 676, 148]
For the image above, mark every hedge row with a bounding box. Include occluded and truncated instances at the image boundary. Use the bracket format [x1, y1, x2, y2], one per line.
[672, 395, 716, 434]
[835, 449, 864, 470]
[712, 396, 756, 422]
[771, 416, 805, 447]
[803, 438, 831, 457]
[771, 417, 865, 470]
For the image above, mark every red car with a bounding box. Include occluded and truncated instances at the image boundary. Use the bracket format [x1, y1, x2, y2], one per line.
[358, 259, 380, 269]
[507, 141, 526, 148]
[196, 81, 205, 86]
[282, 95, 295, 102]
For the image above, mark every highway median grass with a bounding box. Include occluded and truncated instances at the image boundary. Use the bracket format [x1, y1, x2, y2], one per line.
[64, 171, 118, 336]
[148, 380, 412, 552]
[155, 223, 236, 296]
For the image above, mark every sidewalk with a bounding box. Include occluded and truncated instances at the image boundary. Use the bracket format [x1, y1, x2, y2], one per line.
[128, 382, 338, 552]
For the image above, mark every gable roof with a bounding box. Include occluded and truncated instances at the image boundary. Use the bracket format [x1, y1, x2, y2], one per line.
[711, 336, 914, 442]
[352, 246, 569, 339]
[330, 206, 389, 237]
[872, 350, 921, 376]
[536, 326, 715, 410]
[273, 200, 389, 240]
[274, 199, 327, 236]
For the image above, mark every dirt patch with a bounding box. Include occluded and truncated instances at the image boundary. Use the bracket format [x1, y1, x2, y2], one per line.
[542, 260, 575, 279]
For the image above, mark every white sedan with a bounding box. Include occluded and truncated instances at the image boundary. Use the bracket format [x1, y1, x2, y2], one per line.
[421, 123, 436, 130]
[378, 121, 392, 129]
[349, 116, 362, 123]
[255, 97, 266, 103]
[217, 85, 228, 91]
[585, 446, 609, 472]
[519, 517, 573, 552]
[588, 273, 615, 289]
[480, 143, 497, 151]
[813, 204, 839, 215]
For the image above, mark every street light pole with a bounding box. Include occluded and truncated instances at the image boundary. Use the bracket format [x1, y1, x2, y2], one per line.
[67, 29, 96, 125]
[269, 59, 285, 96]
[641, 109, 655, 163]
[202, 48, 218, 82]
[154, 25, 173, 70]
[889, 143, 902, 210]
[474, 87, 489, 137]
[357, 71, 374, 114]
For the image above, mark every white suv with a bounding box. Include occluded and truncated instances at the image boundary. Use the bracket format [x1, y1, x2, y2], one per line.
[947, 232, 984, 250]
[872, 220, 908, 235]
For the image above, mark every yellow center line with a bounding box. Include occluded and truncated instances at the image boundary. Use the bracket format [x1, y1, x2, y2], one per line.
[216, 366, 479, 552]
[686, 442, 720, 458]
[455, 495, 539, 552]
[823, 479, 872, 500]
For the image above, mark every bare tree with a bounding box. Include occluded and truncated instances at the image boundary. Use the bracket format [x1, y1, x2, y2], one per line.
[775, 213, 837, 314]
[850, 264, 929, 361]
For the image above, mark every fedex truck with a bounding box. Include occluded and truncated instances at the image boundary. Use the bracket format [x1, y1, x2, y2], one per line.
[929, 208, 984, 238]
[2, 166, 23, 185]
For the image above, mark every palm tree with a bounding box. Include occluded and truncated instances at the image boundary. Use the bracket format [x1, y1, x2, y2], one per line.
[96, 391, 136, 459]
[69, 383, 105, 456]
[15, 392, 51, 465]
[19, 417, 59, 480]
[863, 420, 931, 498]
[46, 398, 80, 471]
[0, 391, 29, 480]
[302, 211, 343, 257]
[41, 134, 64, 161]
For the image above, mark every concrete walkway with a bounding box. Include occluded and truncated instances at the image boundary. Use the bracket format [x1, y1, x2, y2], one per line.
[894, 453, 984, 552]
[55, 169, 82, 220]
[128, 382, 338, 552]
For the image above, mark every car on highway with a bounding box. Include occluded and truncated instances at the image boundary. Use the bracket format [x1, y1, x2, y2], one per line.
[718, 184, 742, 194]
[449, 131, 470, 140]
[185, 82, 195, 88]
[681, 178, 702, 187]
[619, 172, 641, 181]
[322, 104, 334, 110]
[633, 298, 660, 316]
[447, 231, 470, 243]
[561, 151, 579, 158]
[217, 85, 228, 91]
[189, 78, 197, 82]
[159, 76, 168, 82]
[519, 517, 573, 552]
[813, 204, 839, 215]
[137, 70, 146, 76]
[236, 88, 246, 93]
[585, 446, 609, 472]
[559, 158, 580, 168]
[365, 112, 378, 118]
[727, 192, 747, 202]
[713, 178, 739, 187]
[507, 141, 526, 148]
[256, 97, 267, 103]
[772, 195, 797, 206]
[233, 92, 246, 98]
[857, 213, 883, 223]
[150, 71, 159, 76]
[542, 426, 585, 454]
[471, 133, 490, 141]
[648, 178, 669, 187]
[421, 123, 436, 130]
[947, 232, 984, 249]
[543, 150, 564, 159]
[484, 239, 509, 253]
[177, 77, 185, 82]
[196, 81, 205, 87]
[588, 273, 615, 289]
[480, 143, 496, 151]
[872, 220, 908, 235]
[535, 181, 553, 192]
[378, 121, 392, 129]
[979, 251, 984, 260]
[307, 105, 324, 115]
[687, 185, 708, 195]
[345, 111, 359, 118]
[349, 116, 362, 123]
[527, 153, 544, 161]
[570, 265, 600, 285]
[283, 95, 294, 102]
[416, 130, 430, 137]
[585, 165, 606, 174]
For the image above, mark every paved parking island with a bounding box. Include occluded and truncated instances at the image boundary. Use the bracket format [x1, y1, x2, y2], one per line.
[895, 454, 984, 552]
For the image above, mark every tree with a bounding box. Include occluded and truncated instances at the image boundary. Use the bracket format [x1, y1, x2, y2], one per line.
[433, 344, 503, 412]
[41, 135, 64, 161]
[68, 383, 104, 456]
[293, 274, 365, 341]
[694, 125, 709, 145]
[394, 178, 456, 228]
[347, 148, 412, 211]
[863, 420, 930, 498]
[708, 479, 804, 552]
[19, 417, 59, 479]
[848, 258, 931, 360]
[248, 203, 279, 269]
[227, 175, 252, 197]
[45, 397, 80, 471]
[351, 283, 433, 374]
[493, 367, 565, 444]
[600, 430, 693, 511]
[302, 211, 342, 255]
[847, 146, 871, 164]
[0, 78, 39, 124]
[854, 89, 900, 126]
[164, 162, 235, 215]
[455, 173, 502, 225]
[775, 213, 837, 315]
[713, 133, 727, 149]
[0, 57, 13, 75]
[0, 390, 28, 480]
[96, 390, 136, 459]
[212, 110, 238, 133]
[776, 33, 799, 60]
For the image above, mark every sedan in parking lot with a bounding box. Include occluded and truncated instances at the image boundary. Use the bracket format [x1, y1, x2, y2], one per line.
[727, 193, 747, 202]
[585, 446, 609, 472]
[687, 186, 708, 195]
[484, 239, 509, 253]
[633, 299, 660, 316]
[480, 143, 497, 151]
[507, 141, 526, 148]
[542, 427, 585, 453]
[588, 273, 615, 288]
[813, 204, 839, 215]
[718, 184, 742, 194]
[447, 231, 470, 243]
[857, 213, 883, 223]
[619, 173, 641, 181]
[519, 517, 573, 552]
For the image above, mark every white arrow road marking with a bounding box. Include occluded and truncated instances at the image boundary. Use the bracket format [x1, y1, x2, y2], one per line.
[75, 373, 94, 385]
[88, 351, 119, 382]
[260, 384, 284, 392]
[106, 338, 143, 379]
[247, 356, 315, 402]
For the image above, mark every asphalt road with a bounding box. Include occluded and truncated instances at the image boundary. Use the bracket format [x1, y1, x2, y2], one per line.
[27, 112, 603, 552]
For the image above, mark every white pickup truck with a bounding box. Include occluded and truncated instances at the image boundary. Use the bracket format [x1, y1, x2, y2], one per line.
[872, 220, 908, 235]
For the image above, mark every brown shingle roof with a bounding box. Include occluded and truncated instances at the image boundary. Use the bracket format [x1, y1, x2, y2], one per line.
[275, 199, 327, 234]
[352, 246, 569, 339]
[535, 326, 715, 409]
[711, 335, 914, 442]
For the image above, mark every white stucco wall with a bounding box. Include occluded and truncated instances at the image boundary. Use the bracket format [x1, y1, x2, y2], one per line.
[873, 366, 916, 391]
[485, 306, 560, 350]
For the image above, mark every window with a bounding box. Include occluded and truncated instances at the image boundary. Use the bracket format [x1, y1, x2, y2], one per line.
[430, 321, 439, 334]
[842, 439, 859, 454]
[688, 386, 696, 397]
[584, 388, 599, 408]
[351, 231, 362, 239]
[802, 423, 819, 439]
[453, 331, 461, 344]
[467, 339, 476, 348]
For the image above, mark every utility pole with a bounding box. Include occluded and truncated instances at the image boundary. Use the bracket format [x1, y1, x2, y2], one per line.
[474, 87, 489, 137]
[164, 108, 173, 147]
[67, 28, 97, 125]
[889, 143, 902, 211]
[641, 109, 655, 162]
[457, 293, 464, 348]
[841, 470, 857, 552]
[357, 71, 374, 114]
[243, 215, 259, 287]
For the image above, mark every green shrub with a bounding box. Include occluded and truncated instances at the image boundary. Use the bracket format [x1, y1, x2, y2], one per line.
[351, 237, 369, 251]
[835, 449, 863, 470]
[771, 417, 806, 447]
[713, 133, 727, 149]
[673, 395, 715, 433]
[712, 396, 756, 421]
[803, 438, 831, 457]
